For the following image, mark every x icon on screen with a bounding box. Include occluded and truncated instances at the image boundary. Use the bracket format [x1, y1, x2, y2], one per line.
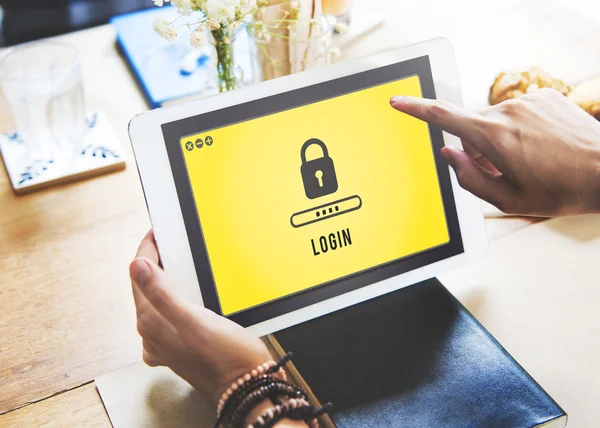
[185, 141, 194, 151]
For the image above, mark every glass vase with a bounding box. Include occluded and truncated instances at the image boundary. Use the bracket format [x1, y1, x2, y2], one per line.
[209, 27, 241, 93]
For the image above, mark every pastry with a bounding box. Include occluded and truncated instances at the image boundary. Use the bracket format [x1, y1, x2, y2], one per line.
[488, 67, 571, 105]
[489, 67, 600, 121]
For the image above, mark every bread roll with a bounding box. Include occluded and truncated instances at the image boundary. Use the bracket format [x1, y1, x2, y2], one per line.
[489, 67, 600, 121]
[489, 67, 571, 106]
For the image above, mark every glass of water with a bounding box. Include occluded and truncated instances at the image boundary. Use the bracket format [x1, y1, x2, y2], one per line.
[0, 41, 86, 161]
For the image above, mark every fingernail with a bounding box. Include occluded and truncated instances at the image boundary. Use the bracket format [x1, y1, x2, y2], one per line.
[131, 258, 152, 287]
[390, 96, 405, 105]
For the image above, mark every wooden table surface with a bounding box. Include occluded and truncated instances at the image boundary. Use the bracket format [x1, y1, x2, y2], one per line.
[2, 0, 598, 425]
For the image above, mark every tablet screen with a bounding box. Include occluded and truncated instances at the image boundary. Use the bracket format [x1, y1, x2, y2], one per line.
[162, 56, 463, 326]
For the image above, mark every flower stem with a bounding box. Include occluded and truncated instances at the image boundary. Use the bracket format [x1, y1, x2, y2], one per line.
[212, 28, 237, 92]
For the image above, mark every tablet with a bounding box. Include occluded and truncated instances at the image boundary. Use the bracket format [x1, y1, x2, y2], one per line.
[129, 38, 487, 336]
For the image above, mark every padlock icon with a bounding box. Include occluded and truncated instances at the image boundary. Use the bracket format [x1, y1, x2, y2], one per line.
[300, 138, 338, 199]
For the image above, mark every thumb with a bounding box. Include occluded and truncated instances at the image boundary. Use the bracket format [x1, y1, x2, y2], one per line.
[441, 146, 518, 213]
[130, 258, 201, 330]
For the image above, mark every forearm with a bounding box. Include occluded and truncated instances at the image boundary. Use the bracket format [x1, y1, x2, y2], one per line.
[244, 399, 308, 427]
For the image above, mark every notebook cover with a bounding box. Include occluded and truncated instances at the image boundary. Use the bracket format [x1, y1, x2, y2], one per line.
[274, 278, 566, 427]
[109, 7, 255, 108]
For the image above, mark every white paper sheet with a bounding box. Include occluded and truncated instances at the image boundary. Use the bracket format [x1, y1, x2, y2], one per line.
[96, 363, 216, 428]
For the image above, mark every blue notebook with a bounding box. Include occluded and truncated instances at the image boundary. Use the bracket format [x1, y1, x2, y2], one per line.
[274, 278, 567, 427]
[110, 7, 255, 108]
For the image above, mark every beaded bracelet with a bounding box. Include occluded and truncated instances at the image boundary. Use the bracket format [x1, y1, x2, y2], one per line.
[217, 353, 292, 416]
[249, 398, 313, 428]
[216, 379, 306, 428]
[218, 376, 299, 426]
[218, 363, 284, 416]
[219, 376, 276, 416]
[216, 352, 333, 428]
[250, 399, 333, 428]
[223, 382, 307, 428]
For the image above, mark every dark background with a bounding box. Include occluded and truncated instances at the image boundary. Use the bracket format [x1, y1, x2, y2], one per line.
[0, 0, 154, 46]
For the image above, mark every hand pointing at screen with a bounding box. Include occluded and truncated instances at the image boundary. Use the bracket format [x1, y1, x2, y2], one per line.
[391, 89, 600, 217]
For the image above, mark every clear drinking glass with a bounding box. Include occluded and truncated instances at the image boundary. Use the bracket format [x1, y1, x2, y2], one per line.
[0, 41, 86, 161]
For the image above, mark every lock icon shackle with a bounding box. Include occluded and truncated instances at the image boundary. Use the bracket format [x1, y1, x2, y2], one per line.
[300, 138, 338, 200]
[301, 138, 329, 164]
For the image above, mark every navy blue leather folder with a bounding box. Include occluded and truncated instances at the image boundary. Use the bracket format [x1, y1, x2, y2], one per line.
[274, 278, 566, 427]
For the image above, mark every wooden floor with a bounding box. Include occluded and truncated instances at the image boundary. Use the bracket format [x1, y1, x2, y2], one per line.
[0, 24, 151, 424]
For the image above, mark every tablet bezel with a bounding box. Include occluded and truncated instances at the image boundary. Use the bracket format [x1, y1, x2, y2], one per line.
[129, 38, 488, 337]
[163, 57, 462, 325]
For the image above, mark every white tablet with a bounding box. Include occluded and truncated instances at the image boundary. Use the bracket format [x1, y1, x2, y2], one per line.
[129, 38, 487, 337]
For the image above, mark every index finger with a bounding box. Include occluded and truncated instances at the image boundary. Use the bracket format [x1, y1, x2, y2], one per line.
[390, 96, 495, 158]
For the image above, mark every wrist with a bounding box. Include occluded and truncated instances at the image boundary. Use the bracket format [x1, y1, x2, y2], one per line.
[216, 353, 327, 428]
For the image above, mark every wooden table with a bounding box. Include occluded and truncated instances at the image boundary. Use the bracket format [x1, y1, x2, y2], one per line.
[1, 0, 598, 425]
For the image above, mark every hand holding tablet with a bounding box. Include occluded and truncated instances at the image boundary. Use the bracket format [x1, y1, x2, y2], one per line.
[129, 39, 487, 336]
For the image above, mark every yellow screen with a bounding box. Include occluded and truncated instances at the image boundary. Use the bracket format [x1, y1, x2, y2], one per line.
[180, 75, 449, 316]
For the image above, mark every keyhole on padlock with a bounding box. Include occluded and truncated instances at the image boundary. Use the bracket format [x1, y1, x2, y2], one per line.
[315, 170, 324, 187]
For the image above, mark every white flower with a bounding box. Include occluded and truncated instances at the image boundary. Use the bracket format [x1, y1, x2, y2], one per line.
[190, 27, 207, 48]
[334, 22, 349, 34]
[227, 21, 242, 32]
[207, 20, 221, 30]
[237, 0, 256, 14]
[205, 0, 241, 26]
[172, 0, 193, 15]
[153, 17, 178, 41]
[152, 0, 170, 6]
